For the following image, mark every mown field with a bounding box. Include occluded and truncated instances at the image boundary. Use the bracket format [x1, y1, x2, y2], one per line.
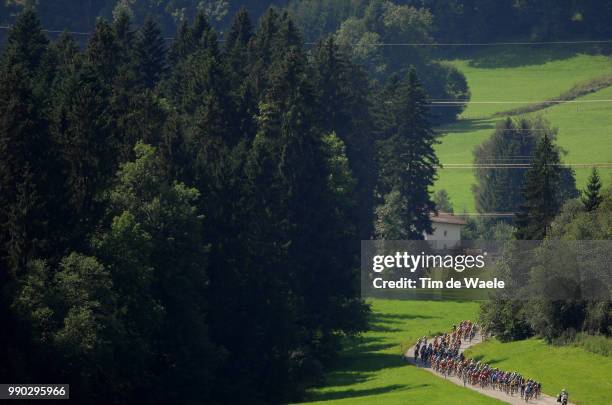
[434, 51, 612, 212]
[298, 300, 502, 405]
[465, 338, 612, 405]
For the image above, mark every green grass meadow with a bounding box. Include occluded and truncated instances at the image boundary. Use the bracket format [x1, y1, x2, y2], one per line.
[434, 51, 612, 212]
[465, 338, 612, 404]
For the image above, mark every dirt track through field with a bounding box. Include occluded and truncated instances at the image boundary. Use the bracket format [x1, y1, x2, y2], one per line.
[404, 333, 574, 405]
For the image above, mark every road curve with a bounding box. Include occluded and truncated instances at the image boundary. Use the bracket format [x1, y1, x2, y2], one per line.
[404, 333, 574, 405]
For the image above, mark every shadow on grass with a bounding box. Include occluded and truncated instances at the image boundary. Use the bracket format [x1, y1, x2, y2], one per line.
[338, 351, 407, 373]
[471, 354, 486, 362]
[370, 312, 439, 322]
[470, 354, 508, 366]
[308, 383, 430, 402]
[342, 336, 393, 353]
[369, 324, 403, 333]
[368, 312, 440, 333]
[439, 117, 496, 135]
[323, 348, 409, 389]
[461, 45, 612, 69]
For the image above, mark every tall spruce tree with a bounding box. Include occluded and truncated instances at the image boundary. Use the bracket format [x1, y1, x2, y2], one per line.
[515, 134, 566, 240]
[51, 61, 117, 244]
[376, 69, 438, 239]
[112, 5, 135, 59]
[582, 167, 603, 212]
[168, 18, 193, 66]
[224, 7, 256, 141]
[247, 7, 281, 97]
[86, 18, 121, 84]
[0, 10, 63, 272]
[134, 17, 166, 89]
[225, 7, 253, 89]
[51, 32, 80, 68]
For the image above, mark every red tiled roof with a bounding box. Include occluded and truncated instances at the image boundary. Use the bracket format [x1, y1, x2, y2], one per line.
[430, 212, 466, 225]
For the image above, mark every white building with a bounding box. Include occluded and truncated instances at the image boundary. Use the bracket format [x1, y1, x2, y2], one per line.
[423, 212, 466, 250]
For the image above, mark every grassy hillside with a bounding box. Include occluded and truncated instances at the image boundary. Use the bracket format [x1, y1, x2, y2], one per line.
[298, 300, 501, 405]
[434, 52, 612, 212]
[465, 338, 612, 405]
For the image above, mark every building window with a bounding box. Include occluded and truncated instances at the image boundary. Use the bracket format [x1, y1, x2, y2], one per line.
[444, 230, 447, 237]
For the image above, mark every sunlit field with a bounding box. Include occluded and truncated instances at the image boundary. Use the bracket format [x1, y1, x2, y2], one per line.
[465, 337, 612, 404]
[434, 51, 612, 212]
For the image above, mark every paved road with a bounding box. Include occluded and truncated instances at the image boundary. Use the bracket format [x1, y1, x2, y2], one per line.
[404, 333, 573, 405]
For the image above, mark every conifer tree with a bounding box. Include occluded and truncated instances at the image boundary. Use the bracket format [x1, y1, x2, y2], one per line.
[225, 8, 253, 93]
[582, 167, 603, 212]
[191, 10, 218, 53]
[0, 62, 50, 274]
[52, 32, 80, 68]
[168, 18, 193, 65]
[134, 17, 166, 89]
[0, 9, 48, 75]
[434, 189, 454, 213]
[247, 7, 281, 97]
[376, 69, 438, 239]
[51, 61, 116, 244]
[515, 134, 565, 240]
[192, 9, 211, 44]
[86, 18, 120, 84]
[157, 108, 189, 181]
[0, 10, 62, 272]
[112, 6, 135, 59]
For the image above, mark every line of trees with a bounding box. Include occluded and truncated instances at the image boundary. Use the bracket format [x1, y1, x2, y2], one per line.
[473, 119, 610, 343]
[0, 7, 439, 403]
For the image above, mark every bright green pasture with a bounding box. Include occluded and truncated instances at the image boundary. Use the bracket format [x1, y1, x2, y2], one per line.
[298, 300, 502, 405]
[434, 52, 612, 212]
[451, 53, 612, 119]
[465, 337, 612, 405]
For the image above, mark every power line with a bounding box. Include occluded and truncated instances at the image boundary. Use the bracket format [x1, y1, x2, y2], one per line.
[305, 39, 612, 46]
[0, 25, 91, 37]
[2, 24, 612, 47]
[430, 99, 612, 105]
[439, 163, 612, 169]
[458, 213, 517, 217]
[438, 127, 612, 132]
[443, 163, 612, 165]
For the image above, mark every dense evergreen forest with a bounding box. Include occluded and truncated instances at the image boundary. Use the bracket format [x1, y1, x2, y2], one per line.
[0, 4, 444, 402]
